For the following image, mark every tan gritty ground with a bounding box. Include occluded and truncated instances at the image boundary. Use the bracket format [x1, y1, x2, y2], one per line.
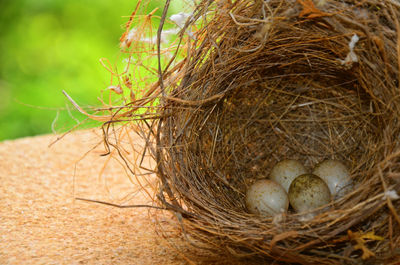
[0, 129, 189, 264]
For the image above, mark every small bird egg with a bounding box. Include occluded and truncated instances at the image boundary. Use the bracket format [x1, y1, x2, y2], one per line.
[288, 174, 331, 213]
[270, 159, 307, 192]
[312, 160, 352, 198]
[246, 179, 289, 216]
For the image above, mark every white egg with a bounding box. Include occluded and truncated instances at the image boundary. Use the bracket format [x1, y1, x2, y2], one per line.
[246, 179, 289, 216]
[288, 174, 331, 213]
[312, 160, 352, 198]
[270, 159, 307, 192]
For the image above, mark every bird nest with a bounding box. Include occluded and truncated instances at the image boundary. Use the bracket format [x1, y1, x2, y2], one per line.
[105, 0, 400, 263]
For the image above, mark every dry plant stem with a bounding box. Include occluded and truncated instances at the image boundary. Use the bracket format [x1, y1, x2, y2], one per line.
[75, 197, 165, 209]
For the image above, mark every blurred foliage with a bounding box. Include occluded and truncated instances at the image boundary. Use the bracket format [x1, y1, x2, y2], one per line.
[0, 0, 178, 141]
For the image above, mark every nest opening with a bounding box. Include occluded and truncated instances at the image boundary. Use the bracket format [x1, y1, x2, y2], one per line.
[165, 38, 389, 217]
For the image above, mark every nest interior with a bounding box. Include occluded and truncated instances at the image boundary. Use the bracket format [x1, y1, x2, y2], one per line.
[127, 0, 400, 263]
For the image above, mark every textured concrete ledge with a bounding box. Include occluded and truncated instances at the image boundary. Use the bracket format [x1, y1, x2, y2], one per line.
[0, 129, 186, 264]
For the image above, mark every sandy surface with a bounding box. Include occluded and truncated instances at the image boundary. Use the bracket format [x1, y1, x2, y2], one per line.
[0, 129, 188, 264]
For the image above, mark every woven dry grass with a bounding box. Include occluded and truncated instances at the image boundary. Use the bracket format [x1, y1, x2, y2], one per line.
[96, 0, 400, 263]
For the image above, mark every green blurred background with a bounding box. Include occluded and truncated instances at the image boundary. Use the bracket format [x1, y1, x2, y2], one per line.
[0, 0, 179, 141]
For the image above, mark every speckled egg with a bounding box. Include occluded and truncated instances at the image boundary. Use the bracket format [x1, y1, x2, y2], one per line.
[288, 174, 331, 213]
[270, 159, 307, 192]
[313, 160, 352, 198]
[246, 179, 289, 216]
